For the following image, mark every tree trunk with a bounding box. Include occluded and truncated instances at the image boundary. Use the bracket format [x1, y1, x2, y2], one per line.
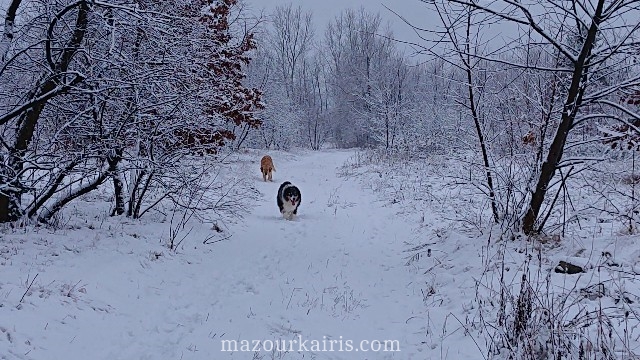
[132, 170, 154, 219]
[127, 168, 143, 218]
[0, 1, 89, 223]
[461, 11, 499, 223]
[522, 0, 604, 235]
[26, 160, 79, 218]
[111, 174, 125, 216]
[0, 0, 22, 62]
[38, 151, 119, 222]
[465, 66, 499, 224]
[0, 187, 21, 222]
[109, 149, 125, 216]
[38, 170, 109, 223]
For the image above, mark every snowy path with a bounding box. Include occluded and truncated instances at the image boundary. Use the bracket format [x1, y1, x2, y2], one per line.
[1, 150, 430, 359]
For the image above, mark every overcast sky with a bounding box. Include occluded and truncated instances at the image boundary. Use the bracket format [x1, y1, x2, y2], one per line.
[247, 0, 434, 56]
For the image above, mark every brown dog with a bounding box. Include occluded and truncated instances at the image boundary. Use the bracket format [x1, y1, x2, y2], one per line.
[260, 155, 276, 182]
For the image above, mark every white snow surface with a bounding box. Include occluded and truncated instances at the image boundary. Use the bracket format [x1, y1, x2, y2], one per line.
[4, 149, 639, 359]
[0, 150, 451, 359]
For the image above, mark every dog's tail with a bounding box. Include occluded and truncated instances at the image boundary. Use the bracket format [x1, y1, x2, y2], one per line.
[272, 165, 276, 172]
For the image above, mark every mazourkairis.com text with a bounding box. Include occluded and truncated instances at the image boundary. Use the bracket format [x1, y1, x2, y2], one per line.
[221, 335, 400, 353]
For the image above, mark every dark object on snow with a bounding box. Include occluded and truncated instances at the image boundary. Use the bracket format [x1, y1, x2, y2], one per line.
[580, 283, 606, 300]
[277, 181, 301, 220]
[555, 261, 584, 274]
[614, 294, 634, 304]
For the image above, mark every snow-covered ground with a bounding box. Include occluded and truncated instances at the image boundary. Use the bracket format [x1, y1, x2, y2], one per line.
[343, 150, 640, 359]
[0, 150, 451, 360]
[2, 149, 640, 360]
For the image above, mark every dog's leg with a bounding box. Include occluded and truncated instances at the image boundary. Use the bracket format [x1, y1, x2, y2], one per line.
[282, 210, 293, 220]
[268, 170, 273, 181]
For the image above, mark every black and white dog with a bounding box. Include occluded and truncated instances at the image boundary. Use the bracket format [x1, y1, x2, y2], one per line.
[277, 181, 301, 220]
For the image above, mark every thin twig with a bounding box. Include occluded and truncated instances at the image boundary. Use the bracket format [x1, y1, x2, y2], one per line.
[20, 273, 39, 303]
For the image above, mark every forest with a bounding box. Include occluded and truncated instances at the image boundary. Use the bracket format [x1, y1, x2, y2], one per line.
[2, 0, 639, 235]
[2, 0, 640, 359]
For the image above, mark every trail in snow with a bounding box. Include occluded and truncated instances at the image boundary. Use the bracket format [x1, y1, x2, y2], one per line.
[1, 150, 434, 360]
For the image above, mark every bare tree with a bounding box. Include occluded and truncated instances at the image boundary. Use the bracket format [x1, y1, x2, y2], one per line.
[271, 3, 314, 99]
[0, 0, 264, 224]
[432, 5, 499, 223]
[301, 55, 331, 150]
[0, 0, 89, 223]
[421, 0, 640, 234]
[324, 8, 396, 148]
